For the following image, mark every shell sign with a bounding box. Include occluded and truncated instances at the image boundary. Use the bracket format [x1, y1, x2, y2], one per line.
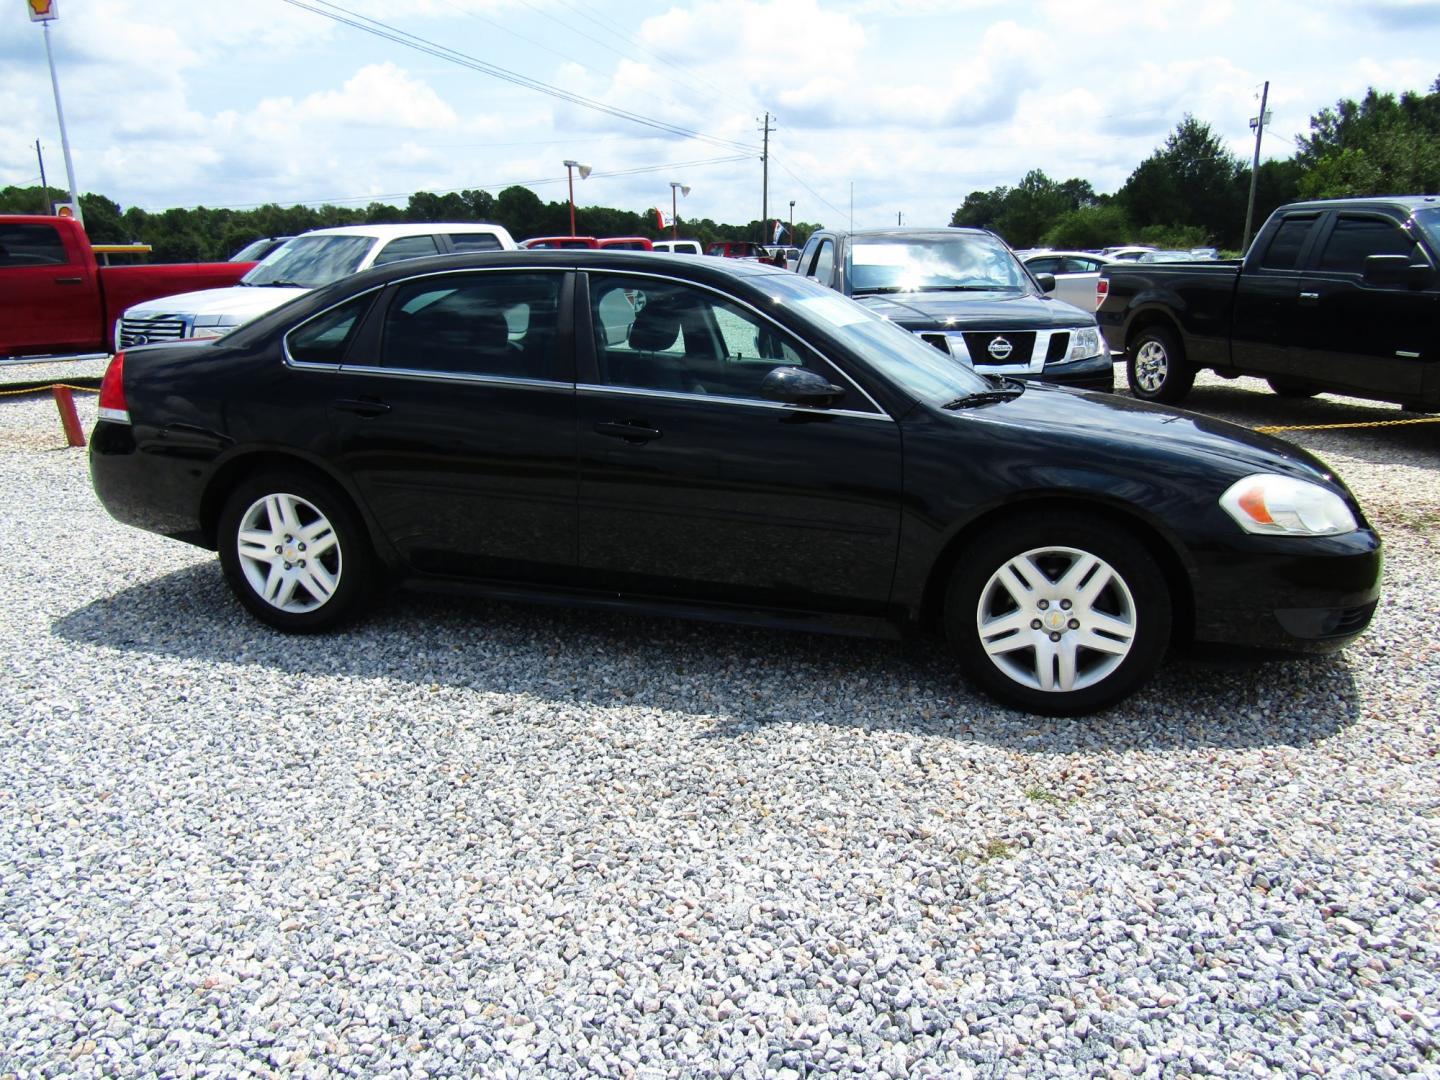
[28, 0, 59, 21]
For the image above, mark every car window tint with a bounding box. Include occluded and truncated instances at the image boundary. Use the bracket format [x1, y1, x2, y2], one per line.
[287, 294, 374, 365]
[1027, 257, 1060, 275]
[798, 235, 821, 276]
[373, 234, 441, 266]
[1060, 257, 1097, 273]
[1259, 216, 1315, 270]
[588, 274, 817, 402]
[379, 272, 563, 379]
[1318, 216, 1419, 273]
[0, 222, 68, 266]
[812, 240, 835, 284]
[448, 232, 503, 252]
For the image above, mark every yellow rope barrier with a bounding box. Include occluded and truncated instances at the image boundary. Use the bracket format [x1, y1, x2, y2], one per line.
[0, 383, 99, 397]
[1254, 416, 1440, 434]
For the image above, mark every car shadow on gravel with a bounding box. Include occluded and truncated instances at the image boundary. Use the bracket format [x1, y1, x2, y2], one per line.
[1166, 385, 1440, 469]
[52, 562, 1362, 754]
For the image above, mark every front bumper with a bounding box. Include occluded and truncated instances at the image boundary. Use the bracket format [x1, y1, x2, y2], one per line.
[1189, 529, 1383, 654]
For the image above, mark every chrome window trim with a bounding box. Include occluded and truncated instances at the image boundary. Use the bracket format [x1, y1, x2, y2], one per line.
[576, 382, 893, 422]
[336, 365, 574, 392]
[584, 267, 889, 417]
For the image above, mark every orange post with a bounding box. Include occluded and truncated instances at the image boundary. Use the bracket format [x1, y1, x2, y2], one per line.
[52, 386, 86, 447]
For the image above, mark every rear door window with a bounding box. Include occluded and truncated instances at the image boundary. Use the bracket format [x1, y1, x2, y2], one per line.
[373, 234, 442, 266]
[448, 232, 503, 253]
[377, 272, 565, 380]
[812, 240, 836, 284]
[286, 293, 376, 366]
[1258, 216, 1317, 270]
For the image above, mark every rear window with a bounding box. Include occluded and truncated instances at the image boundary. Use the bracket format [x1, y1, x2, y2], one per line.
[0, 222, 68, 266]
[449, 232, 503, 253]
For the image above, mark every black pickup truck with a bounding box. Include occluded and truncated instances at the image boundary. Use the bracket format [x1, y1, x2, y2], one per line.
[1097, 196, 1439, 408]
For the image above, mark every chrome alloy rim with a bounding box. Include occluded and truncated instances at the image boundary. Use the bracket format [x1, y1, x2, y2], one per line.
[236, 493, 342, 613]
[976, 546, 1137, 693]
[1133, 340, 1169, 393]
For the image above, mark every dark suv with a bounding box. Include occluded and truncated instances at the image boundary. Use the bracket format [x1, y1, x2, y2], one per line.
[796, 228, 1113, 391]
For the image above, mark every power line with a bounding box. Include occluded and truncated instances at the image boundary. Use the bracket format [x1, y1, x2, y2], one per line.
[280, 0, 759, 156]
[769, 153, 849, 221]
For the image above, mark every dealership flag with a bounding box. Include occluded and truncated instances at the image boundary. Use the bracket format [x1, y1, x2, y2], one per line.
[772, 220, 786, 243]
[654, 208, 675, 229]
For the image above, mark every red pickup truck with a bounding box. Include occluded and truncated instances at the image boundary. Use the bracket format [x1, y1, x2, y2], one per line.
[0, 215, 254, 361]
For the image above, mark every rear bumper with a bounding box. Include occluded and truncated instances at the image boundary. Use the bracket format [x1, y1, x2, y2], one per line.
[89, 420, 209, 546]
[1189, 530, 1383, 654]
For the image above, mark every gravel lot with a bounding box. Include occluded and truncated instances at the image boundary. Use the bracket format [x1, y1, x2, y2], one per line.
[1, 368, 1437, 1078]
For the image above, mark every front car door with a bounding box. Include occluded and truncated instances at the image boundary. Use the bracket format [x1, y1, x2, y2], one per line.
[1294, 210, 1437, 398]
[309, 267, 579, 583]
[0, 219, 100, 356]
[574, 270, 902, 625]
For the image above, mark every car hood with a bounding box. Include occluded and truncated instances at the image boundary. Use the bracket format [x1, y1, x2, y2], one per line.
[854, 290, 1092, 330]
[123, 284, 310, 320]
[950, 382, 1343, 487]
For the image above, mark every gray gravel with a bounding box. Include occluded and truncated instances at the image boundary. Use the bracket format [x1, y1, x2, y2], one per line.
[1, 373, 1437, 1078]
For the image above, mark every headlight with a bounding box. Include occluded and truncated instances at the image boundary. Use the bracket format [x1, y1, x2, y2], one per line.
[1064, 325, 1104, 361]
[188, 316, 240, 341]
[1219, 474, 1358, 537]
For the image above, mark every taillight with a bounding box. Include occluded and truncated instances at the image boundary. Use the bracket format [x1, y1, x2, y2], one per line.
[98, 351, 130, 424]
[1095, 278, 1109, 310]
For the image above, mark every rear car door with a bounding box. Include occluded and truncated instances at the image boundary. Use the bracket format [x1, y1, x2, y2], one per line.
[0, 219, 100, 356]
[1294, 211, 1436, 397]
[575, 271, 902, 622]
[317, 268, 580, 583]
[1230, 212, 1321, 377]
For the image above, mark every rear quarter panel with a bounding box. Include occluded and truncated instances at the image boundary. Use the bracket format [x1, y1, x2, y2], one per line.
[1098, 262, 1241, 368]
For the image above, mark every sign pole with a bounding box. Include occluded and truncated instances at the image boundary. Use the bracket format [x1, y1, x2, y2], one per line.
[40, 16, 83, 223]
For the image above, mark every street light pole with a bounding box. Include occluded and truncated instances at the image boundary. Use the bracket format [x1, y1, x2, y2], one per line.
[38, 15, 81, 222]
[789, 200, 795, 242]
[563, 160, 591, 237]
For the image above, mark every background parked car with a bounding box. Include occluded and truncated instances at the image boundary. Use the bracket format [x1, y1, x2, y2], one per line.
[1022, 250, 1117, 312]
[797, 227, 1113, 390]
[118, 223, 517, 347]
[706, 241, 766, 258]
[522, 236, 599, 249]
[653, 239, 702, 255]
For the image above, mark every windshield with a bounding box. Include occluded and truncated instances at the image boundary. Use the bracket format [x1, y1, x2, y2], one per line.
[1412, 208, 1440, 253]
[846, 234, 1032, 294]
[762, 273, 990, 403]
[241, 235, 375, 287]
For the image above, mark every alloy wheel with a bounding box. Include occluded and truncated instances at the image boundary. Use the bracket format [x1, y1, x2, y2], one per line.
[235, 493, 343, 613]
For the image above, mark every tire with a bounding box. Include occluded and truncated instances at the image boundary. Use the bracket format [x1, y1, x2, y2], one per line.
[216, 470, 374, 632]
[944, 514, 1171, 716]
[1126, 325, 1194, 404]
[1266, 378, 1319, 399]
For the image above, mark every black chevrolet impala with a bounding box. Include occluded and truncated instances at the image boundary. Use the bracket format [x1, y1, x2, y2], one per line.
[90, 251, 1382, 714]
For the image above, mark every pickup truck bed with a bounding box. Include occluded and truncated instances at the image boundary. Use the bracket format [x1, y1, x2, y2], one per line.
[1097, 197, 1439, 410]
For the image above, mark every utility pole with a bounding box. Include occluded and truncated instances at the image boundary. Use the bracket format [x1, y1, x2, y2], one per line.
[1242, 80, 1270, 254]
[38, 16, 82, 223]
[35, 141, 48, 214]
[897, 211, 903, 226]
[759, 112, 771, 244]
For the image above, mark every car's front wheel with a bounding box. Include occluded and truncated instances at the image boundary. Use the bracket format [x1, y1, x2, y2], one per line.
[217, 471, 374, 632]
[1126, 325, 1194, 404]
[946, 515, 1171, 715]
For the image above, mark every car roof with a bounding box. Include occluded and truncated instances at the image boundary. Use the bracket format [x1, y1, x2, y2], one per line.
[298, 222, 512, 240]
[819, 227, 992, 240]
[1023, 250, 1114, 260]
[1279, 195, 1440, 213]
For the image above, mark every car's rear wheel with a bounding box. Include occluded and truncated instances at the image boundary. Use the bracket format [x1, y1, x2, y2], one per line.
[1126, 325, 1194, 404]
[217, 471, 373, 632]
[945, 515, 1171, 715]
[1266, 378, 1320, 399]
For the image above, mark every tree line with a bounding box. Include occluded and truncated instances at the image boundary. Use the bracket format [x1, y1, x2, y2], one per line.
[952, 76, 1440, 252]
[0, 180, 820, 263]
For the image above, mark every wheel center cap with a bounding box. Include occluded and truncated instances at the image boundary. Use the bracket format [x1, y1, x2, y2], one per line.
[283, 544, 300, 562]
[1044, 610, 1068, 632]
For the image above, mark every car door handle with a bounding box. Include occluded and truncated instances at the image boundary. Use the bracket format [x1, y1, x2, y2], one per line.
[332, 397, 392, 418]
[1299, 291, 1320, 305]
[54, 276, 83, 285]
[594, 420, 662, 443]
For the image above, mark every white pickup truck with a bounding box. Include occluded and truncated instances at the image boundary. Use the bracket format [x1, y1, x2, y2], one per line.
[116, 222, 517, 348]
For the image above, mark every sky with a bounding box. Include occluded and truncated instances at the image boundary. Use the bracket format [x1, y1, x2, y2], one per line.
[2, 0, 1439, 233]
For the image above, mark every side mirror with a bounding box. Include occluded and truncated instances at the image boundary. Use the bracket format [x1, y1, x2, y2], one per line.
[1034, 272, 1057, 293]
[760, 366, 844, 407]
[1363, 253, 1431, 288]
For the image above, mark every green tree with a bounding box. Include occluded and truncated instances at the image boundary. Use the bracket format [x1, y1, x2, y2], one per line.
[1118, 115, 1246, 247]
[1295, 79, 1440, 196]
[1041, 203, 1131, 249]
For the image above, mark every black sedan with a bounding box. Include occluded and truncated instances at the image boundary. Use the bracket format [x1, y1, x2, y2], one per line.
[90, 251, 1382, 715]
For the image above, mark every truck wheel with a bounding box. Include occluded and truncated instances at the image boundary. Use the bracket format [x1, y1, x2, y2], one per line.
[1126, 325, 1194, 404]
[1266, 378, 1319, 399]
[217, 471, 375, 633]
[944, 513, 1171, 716]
